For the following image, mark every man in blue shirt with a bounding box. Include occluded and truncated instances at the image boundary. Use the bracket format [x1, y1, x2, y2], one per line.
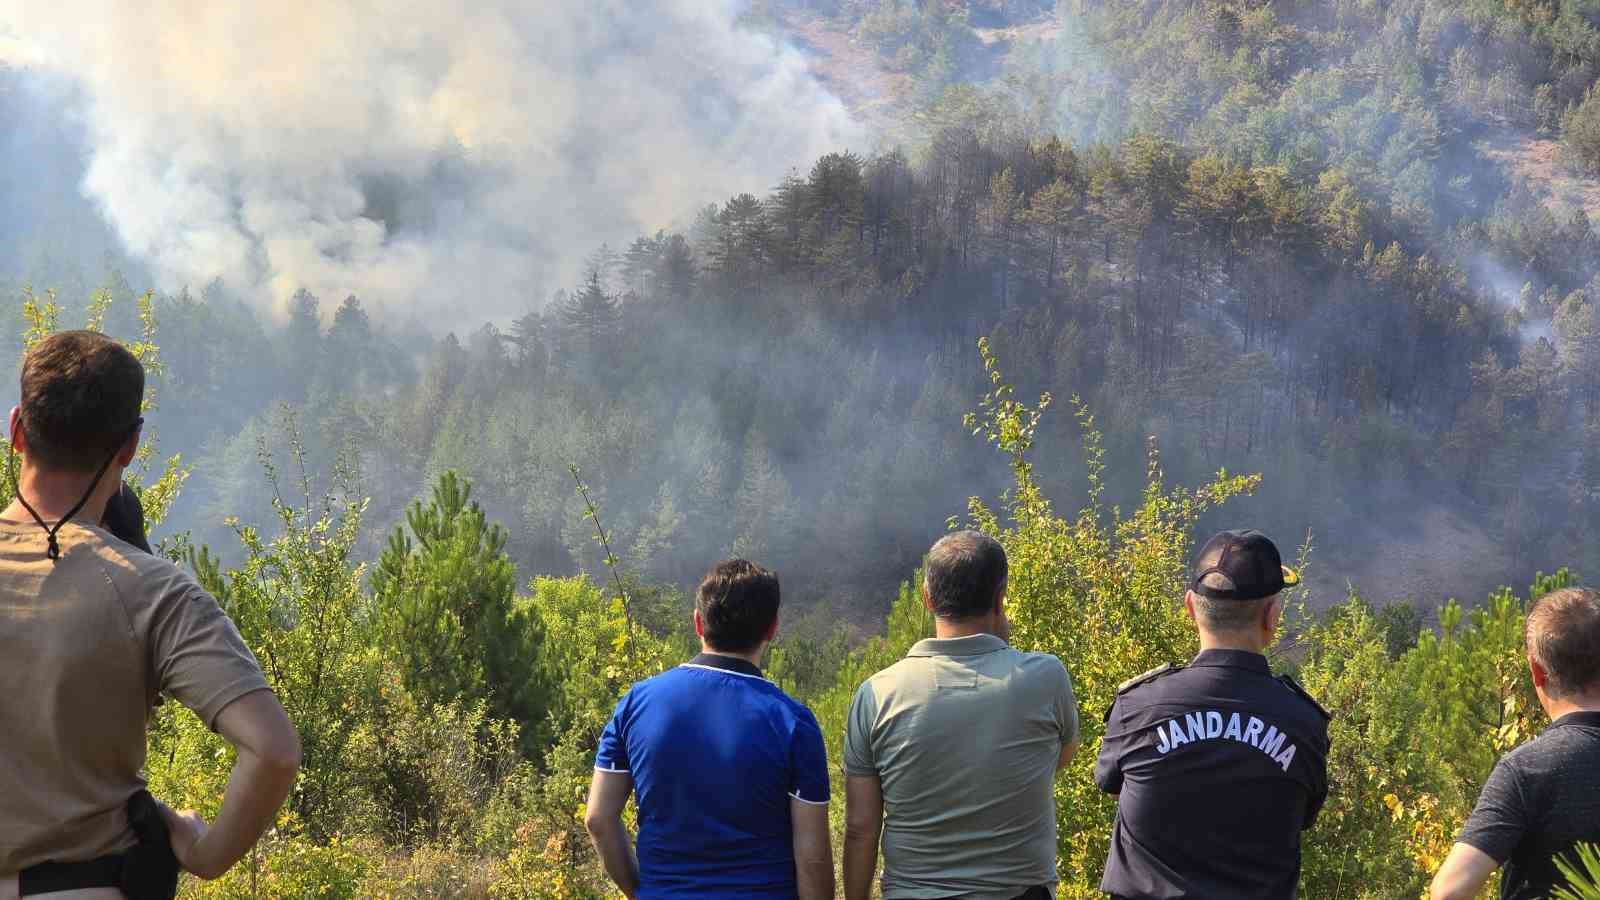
[584, 559, 834, 899]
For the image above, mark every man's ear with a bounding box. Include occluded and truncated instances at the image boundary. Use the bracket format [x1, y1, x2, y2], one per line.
[1183, 590, 1198, 622]
[115, 426, 142, 467]
[8, 406, 25, 454]
[1529, 653, 1550, 692]
[1263, 595, 1283, 633]
[921, 579, 934, 612]
[764, 609, 781, 644]
[993, 579, 1007, 616]
[692, 608, 705, 640]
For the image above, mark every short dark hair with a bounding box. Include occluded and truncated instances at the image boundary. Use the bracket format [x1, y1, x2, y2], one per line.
[1526, 587, 1600, 697]
[924, 531, 1007, 620]
[696, 559, 781, 654]
[18, 331, 144, 472]
[1191, 593, 1273, 632]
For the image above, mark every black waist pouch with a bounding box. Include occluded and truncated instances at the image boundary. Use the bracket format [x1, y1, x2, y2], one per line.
[17, 791, 178, 898]
[120, 790, 180, 900]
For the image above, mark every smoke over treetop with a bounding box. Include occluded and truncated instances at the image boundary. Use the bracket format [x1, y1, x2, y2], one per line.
[1, 0, 863, 318]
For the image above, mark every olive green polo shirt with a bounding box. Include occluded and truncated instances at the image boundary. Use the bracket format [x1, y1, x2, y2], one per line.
[844, 633, 1078, 899]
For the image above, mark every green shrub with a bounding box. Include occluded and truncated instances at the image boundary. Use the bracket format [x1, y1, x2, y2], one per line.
[1556, 844, 1600, 900]
[1565, 85, 1600, 175]
[182, 834, 373, 900]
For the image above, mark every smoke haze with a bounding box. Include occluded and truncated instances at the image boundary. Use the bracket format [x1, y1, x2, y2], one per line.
[3, 0, 1599, 619]
[0, 1, 863, 318]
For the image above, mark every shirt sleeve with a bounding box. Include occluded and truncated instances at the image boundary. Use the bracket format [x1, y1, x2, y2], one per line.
[594, 692, 632, 772]
[1055, 659, 1080, 745]
[1094, 698, 1127, 795]
[789, 707, 830, 805]
[148, 577, 271, 730]
[842, 681, 878, 777]
[1457, 755, 1528, 864]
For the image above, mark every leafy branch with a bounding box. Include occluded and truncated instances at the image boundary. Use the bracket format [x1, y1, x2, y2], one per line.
[569, 464, 632, 637]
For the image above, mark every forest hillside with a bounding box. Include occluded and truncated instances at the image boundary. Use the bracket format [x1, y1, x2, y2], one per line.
[11, 1, 1600, 614]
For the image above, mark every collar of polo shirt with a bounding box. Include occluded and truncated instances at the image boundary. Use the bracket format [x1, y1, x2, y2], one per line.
[907, 633, 1009, 657]
[682, 652, 766, 679]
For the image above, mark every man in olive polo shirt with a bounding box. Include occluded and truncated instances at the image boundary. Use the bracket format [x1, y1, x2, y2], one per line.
[842, 531, 1080, 900]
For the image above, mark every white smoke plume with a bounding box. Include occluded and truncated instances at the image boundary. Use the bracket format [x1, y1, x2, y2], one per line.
[1, 1, 862, 319]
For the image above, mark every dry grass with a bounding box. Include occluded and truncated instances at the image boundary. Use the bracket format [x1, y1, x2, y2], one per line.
[776, 10, 918, 139]
[1477, 130, 1600, 222]
[972, 18, 1062, 47]
[772, 8, 1057, 140]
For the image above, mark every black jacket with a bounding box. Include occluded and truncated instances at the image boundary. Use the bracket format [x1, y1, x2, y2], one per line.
[1095, 649, 1330, 900]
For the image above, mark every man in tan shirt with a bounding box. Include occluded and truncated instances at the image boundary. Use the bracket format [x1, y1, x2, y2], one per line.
[842, 531, 1079, 900]
[0, 331, 300, 899]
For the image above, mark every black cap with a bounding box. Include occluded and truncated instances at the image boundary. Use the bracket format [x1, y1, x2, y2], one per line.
[1191, 530, 1300, 601]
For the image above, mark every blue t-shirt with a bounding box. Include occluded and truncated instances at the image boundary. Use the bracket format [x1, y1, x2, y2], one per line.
[595, 653, 830, 899]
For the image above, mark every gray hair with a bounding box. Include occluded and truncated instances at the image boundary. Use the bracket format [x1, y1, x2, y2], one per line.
[1191, 592, 1272, 632]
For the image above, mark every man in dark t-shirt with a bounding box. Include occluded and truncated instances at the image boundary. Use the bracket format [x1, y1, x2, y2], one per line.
[1432, 586, 1600, 900]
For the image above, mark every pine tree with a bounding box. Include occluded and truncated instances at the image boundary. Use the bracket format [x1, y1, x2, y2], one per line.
[283, 288, 322, 400]
[769, 173, 811, 275]
[407, 334, 466, 453]
[712, 193, 772, 295]
[805, 152, 866, 244]
[621, 233, 664, 300]
[372, 471, 552, 754]
[730, 440, 795, 562]
[1563, 84, 1600, 175]
[987, 167, 1024, 307]
[559, 269, 621, 372]
[1556, 292, 1600, 416]
[325, 294, 374, 385]
[658, 235, 697, 303]
[507, 307, 548, 377]
[1024, 177, 1080, 294]
[585, 243, 623, 295]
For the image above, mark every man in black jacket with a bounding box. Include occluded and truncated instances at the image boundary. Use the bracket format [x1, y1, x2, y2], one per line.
[1096, 530, 1330, 900]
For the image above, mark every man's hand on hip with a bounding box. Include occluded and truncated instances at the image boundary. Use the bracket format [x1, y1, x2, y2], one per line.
[159, 802, 212, 877]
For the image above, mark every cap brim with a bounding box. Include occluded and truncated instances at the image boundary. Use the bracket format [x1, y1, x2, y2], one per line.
[1280, 565, 1301, 588]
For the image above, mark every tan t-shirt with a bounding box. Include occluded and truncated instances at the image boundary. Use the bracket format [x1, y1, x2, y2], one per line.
[0, 518, 270, 874]
[844, 633, 1078, 900]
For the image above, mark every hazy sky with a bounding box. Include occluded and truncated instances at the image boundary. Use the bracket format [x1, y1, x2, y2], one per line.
[0, 1, 864, 320]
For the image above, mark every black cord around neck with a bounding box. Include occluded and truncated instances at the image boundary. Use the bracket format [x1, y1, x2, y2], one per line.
[11, 448, 119, 561]
[8, 416, 142, 562]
